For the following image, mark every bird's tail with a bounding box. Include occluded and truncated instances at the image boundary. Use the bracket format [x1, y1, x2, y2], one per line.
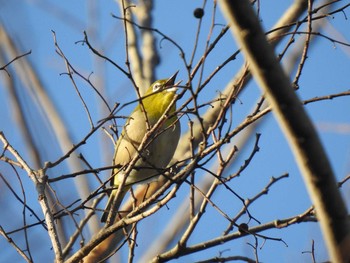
[101, 185, 131, 223]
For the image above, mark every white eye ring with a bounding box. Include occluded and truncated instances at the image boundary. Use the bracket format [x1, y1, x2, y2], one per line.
[153, 83, 162, 92]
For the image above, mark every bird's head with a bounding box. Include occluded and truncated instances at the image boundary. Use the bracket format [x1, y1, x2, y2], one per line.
[141, 71, 180, 119]
[145, 71, 179, 96]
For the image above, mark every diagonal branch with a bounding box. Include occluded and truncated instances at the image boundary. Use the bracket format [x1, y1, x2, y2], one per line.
[218, 0, 350, 262]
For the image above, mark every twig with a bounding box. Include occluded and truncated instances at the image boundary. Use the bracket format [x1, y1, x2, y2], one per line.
[62, 197, 102, 258]
[0, 132, 63, 262]
[195, 255, 256, 263]
[0, 50, 31, 77]
[0, 226, 32, 263]
[338, 174, 350, 188]
[111, 14, 186, 70]
[82, 31, 130, 77]
[219, 1, 350, 261]
[292, 0, 313, 88]
[135, 0, 159, 86]
[52, 31, 94, 128]
[302, 239, 317, 263]
[119, 0, 144, 92]
[152, 208, 316, 263]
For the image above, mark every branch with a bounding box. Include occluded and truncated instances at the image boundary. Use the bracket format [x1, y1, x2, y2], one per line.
[172, 0, 314, 167]
[0, 226, 32, 263]
[0, 50, 31, 77]
[218, 0, 350, 262]
[134, 0, 159, 86]
[0, 132, 63, 262]
[195, 255, 256, 263]
[152, 208, 316, 262]
[118, 0, 145, 92]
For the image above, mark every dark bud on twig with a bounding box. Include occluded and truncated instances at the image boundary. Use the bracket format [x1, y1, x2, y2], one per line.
[193, 8, 204, 19]
[238, 223, 249, 234]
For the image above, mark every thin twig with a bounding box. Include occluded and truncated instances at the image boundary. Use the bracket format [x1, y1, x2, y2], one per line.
[0, 50, 31, 76]
[0, 226, 32, 263]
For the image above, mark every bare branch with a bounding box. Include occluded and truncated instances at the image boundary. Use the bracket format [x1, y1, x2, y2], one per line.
[219, 0, 350, 261]
[0, 226, 32, 263]
[0, 50, 31, 77]
[0, 132, 63, 262]
[152, 209, 316, 262]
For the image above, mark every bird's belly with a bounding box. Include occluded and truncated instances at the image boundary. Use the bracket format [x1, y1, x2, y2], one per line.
[117, 122, 180, 185]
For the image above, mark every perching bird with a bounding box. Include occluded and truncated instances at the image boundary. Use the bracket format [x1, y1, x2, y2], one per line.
[101, 72, 181, 223]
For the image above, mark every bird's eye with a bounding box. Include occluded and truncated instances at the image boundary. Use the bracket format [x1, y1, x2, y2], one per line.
[153, 83, 162, 92]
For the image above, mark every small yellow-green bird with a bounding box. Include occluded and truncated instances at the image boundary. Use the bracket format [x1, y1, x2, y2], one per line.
[101, 72, 181, 222]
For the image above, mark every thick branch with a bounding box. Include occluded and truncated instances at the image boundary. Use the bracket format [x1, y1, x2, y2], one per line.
[219, 0, 350, 262]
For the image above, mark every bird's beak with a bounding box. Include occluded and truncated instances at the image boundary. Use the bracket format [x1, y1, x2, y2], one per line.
[165, 71, 180, 92]
[166, 70, 179, 86]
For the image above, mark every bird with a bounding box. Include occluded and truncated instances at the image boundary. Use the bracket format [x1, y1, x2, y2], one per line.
[101, 72, 181, 223]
